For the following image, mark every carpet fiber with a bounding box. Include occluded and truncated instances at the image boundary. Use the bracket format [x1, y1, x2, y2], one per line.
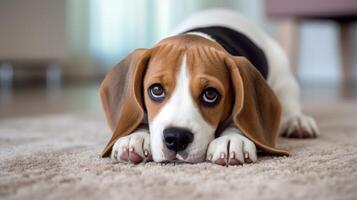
[1, 100, 357, 200]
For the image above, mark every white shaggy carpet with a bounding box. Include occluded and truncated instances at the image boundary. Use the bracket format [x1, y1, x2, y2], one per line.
[1, 100, 357, 200]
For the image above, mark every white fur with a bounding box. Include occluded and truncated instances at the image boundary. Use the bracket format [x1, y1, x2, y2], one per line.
[111, 129, 150, 163]
[149, 55, 215, 163]
[173, 9, 319, 137]
[185, 32, 214, 41]
[207, 127, 257, 165]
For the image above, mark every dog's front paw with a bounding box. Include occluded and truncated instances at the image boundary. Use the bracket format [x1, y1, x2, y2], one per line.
[280, 114, 319, 138]
[206, 131, 257, 166]
[111, 130, 151, 164]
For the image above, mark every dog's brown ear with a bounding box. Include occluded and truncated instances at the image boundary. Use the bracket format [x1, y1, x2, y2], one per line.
[226, 56, 289, 156]
[99, 48, 150, 157]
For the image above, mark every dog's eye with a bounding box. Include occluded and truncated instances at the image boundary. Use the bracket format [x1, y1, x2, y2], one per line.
[201, 87, 220, 106]
[148, 83, 166, 102]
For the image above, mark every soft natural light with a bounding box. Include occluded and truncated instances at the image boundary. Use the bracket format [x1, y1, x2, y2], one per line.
[89, 0, 149, 66]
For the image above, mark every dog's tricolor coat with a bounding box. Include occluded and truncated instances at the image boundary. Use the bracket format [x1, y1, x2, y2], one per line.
[184, 26, 269, 79]
[100, 9, 319, 165]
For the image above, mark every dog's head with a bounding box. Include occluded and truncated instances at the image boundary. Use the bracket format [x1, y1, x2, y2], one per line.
[100, 35, 288, 162]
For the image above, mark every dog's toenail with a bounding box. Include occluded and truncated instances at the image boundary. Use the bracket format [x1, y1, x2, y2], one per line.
[207, 154, 213, 161]
[244, 152, 249, 159]
[129, 147, 134, 152]
[230, 152, 235, 159]
[144, 149, 149, 157]
[244, 152, 253, 163]
[220, 153, 225, 159]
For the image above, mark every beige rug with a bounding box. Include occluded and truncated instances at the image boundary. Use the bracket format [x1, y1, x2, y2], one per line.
[1, 100, 357, 200]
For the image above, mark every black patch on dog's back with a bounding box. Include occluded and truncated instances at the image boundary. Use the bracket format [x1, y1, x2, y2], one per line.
[183, 26, 269, 79]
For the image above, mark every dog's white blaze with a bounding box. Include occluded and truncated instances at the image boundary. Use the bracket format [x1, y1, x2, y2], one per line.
[150, 55, 215, 162]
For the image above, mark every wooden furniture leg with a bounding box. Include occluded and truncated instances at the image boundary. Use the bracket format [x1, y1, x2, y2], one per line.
[276, 18, 300, 74]
[339, 22, 352, 97]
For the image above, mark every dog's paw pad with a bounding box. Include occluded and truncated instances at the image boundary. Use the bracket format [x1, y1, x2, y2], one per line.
[281, 114, 319, 138]
[243, 152, 253, 163]
[111, 130, 151, 164]
[206, 132, 257, 166]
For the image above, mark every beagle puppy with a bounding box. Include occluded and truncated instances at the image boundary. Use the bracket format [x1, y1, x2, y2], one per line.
[99, 9, 319, 166]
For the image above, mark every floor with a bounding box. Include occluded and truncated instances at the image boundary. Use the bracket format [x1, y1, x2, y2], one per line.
[0, 81, 102, 119]
[0, 82, 356, 200]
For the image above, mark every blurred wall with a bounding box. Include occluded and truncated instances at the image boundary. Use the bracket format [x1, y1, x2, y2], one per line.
[0, 0, 99, 79]
[0, 0, 66, 60]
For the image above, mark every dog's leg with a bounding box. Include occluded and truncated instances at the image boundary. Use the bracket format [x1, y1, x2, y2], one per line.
[206, 127, 257, 166]
[111, 129, 152, 164]
[266, 38, 319, 138]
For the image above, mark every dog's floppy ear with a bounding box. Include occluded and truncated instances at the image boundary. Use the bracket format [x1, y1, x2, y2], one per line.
[226, 56, 289, 156]
[100, 48, 150, 157]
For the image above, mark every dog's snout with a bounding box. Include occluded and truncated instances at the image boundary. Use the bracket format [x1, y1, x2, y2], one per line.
[163, 127, 194, 152]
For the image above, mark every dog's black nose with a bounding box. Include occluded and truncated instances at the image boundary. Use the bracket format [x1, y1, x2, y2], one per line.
[163, 127, 194, 152]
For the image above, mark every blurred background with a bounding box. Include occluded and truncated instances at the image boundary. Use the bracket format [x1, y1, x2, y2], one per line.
[0, 0, 356, 119]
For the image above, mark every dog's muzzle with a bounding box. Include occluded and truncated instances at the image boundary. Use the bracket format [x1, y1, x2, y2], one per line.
[163, 127, 194, 152]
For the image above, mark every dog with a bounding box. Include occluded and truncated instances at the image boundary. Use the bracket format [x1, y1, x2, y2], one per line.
[99, 9, 319, 166]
